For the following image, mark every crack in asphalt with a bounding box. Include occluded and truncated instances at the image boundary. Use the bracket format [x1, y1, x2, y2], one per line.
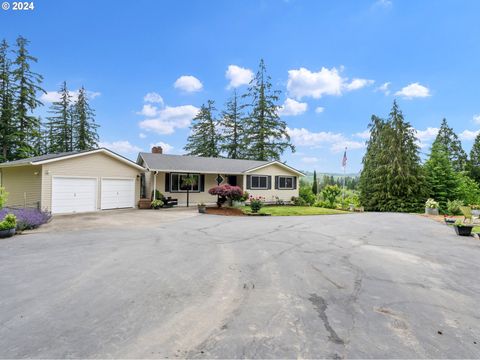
[308, 293, 345, 345]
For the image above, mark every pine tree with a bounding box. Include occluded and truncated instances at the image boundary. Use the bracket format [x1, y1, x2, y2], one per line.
[312, 170, 318, 195]
[359, 101, 426, 212]
[243, 59, 294, 161]
[220, 90, 246, 159]
[11, 36, 45, 158]
[0, 39, 15, 162]
[424, 141, 458, 208]
[467, 132, 480, 183]
[432, 118, 467, 171]
[184, 100, 219, 157]
[46, 81, 72, 153]
[72, 87, 99, 151]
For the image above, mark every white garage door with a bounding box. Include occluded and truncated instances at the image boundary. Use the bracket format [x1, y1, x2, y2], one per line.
[52, 177, 97, 214]
[101, 178, 135, 210]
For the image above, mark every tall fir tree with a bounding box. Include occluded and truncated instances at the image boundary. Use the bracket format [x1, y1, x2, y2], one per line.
[46, 81, 72, 153]
[467, 132, 480, 183]
[184, 100, 220, 157]
[0, 39, 15, 162]
[220, 90, 246, 159]
[424, 141, 458, 207]
[11, 36, 45, 158]
[243, 59, 294, 161]
[432, 118, 467, 171]
[312, 170, 318, 195]
[359, 101, 426, 212]
[73, 87, 99, 151]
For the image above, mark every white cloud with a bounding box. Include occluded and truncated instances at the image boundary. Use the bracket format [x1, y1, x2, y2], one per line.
[315, 107, 325, 114]
[286, 67, 373, 99]
[174, 75, 203, 92]
[460, 129, 479, 141]
[137, 104, 159, 117]
[139, 133, 147, 139]
[98, 140, 142, 154]
[139, 105, 199, 135]
[376, 82, 391, 95]
[345, 78, 374, 91]
[288, 127, 365, 153]
[301, 156, 319, 164]
[149, 141, 174, 154]
[277, 98, 308, 116]
[473, 114, 480, 124]
[395, 82, 431, 99]
[41, 89, 101, 103]
[225, 65, 253, 89]
[143, 92, 164, 105]
[374, 0, 393, 8]
[331, 140, 365, 153]
[415, 127, 439, 142]
[354, 130, 371, 139]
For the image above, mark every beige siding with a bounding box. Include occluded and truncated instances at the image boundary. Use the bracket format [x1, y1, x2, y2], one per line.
[41, 152, 141, 211]
[245, 163, 300, 202]
[1, 165, 42, 208]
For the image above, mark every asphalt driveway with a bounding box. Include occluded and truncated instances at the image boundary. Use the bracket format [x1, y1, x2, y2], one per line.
[0, 212, 479, 358]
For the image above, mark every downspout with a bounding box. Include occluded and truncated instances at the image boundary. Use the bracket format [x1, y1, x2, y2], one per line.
[153, 171, 158, 200]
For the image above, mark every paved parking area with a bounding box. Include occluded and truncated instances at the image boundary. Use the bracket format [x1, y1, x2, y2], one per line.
[1, 212, 479, 358]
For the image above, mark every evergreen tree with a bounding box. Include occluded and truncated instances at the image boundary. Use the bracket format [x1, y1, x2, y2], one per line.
[220, 90, 246, 159]
[359, 101, 426, 212]
[424, 141, 458, 207]
[468, 132, 480, 183]
[0, 39, 15, 162]
[46, 81, 72, 153]
[72, 87, 99, 151]
[243, 59, 294, 161]
[184, 100, 220, 157]
[11, 36, 45, 158]
[432, 118, 467, 171]
[312, 170, 318, 195]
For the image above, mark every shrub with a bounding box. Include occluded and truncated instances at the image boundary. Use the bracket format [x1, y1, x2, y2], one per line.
[0, 208, 51, 231]
[321, 185, 342, 208]
[0, 187, 8, 209]
[291, 196, 307, 206]
[249, 196, 264, 213]
[151, 190, 165, 201]
[208, 185, 243, 203]
[447, 199, 463, 215]
[425, 198, 439, 209]
[240, 191, 249, 202]
[151, 199, 164, 209]
[299, 187, 315, 206]
[455, 172, 480, 205]
[0, 213, 16, 230]
[314, 200, 331, 208]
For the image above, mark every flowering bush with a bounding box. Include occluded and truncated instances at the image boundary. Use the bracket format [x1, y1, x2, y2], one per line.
[208, 185, 243, 200]
[249, 195, 264, 213]
[425, 198, 439, 209]
[0, 208, 51, 231]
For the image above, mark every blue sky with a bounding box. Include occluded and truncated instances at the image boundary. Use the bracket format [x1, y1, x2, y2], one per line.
[2, 0, 480, 173]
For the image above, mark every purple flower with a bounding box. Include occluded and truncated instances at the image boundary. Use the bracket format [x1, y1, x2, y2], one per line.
[0, 208, 51, 230]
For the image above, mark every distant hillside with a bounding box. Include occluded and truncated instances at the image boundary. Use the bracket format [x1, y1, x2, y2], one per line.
[302, 171, 360, 183]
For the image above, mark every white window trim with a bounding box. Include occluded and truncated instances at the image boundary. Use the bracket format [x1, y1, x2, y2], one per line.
[278, 175, 295, 190]
[170, 173, 201, 193]
[250, 175, 268, 190]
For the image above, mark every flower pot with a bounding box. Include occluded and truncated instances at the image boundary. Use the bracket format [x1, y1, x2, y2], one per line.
[472, 210, 480, 217]
[232, 200, 245, 208]
[0, 228, 16, 238]
[198, 206, 206, 214]
[444, 217, 456, 225]
[454, 225, 473, 236]
[425, 207, 439, 215]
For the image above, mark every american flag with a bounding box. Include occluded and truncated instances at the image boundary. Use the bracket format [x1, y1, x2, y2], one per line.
[342, 147, 347, 168]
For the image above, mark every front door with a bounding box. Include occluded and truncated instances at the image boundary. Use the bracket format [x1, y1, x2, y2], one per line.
[228, 175, 237, 186]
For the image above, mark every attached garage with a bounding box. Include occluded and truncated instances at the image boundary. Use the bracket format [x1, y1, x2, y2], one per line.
[0, 148, 145, 214]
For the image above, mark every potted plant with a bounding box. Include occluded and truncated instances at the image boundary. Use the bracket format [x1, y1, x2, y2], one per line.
[151, 199, 164, 209]
[425, 198, 439, 215]
[0, 213, 16, 238]
[471, 204, 480, 217]
[197, 202, 206, 213]
[444, 215, 456, 224]
[453, 219, 474, 236]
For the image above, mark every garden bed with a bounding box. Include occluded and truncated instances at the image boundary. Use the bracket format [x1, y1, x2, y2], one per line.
[205, 207, 245, 216]
[241, 206, 348, 216]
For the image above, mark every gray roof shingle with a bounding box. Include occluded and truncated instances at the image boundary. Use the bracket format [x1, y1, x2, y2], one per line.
[0, 151, 80, 166]
[138, 153, 272, 174]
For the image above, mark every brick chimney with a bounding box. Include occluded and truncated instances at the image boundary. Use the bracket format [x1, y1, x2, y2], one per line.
[151, 146, 163, 154]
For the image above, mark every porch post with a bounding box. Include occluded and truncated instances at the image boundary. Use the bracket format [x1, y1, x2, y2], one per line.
[153, 171, 157, 200]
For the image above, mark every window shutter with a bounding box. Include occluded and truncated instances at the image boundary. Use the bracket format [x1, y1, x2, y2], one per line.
[246, 175, 251, 189]
[293, 176, 297, 189]
[275, 176, 279, 189]
[200, 174, 205, 192]
[267, 176, 272, 189]
[165, 173, 170, 192]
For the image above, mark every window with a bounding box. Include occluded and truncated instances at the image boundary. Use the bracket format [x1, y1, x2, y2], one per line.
[170, 173, 200, 192]
[251, 175, 268, 189]
[279, 176, 294, 189]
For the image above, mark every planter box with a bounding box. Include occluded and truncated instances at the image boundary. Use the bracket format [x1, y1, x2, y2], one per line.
[425, 207, 439, 215]
[138, 198, 151, 209]
[0, 228, 16, 238]
[454, 225, 473, 236]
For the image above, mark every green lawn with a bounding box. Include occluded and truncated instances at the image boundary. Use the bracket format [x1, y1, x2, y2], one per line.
[241, 205, 348, 216]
